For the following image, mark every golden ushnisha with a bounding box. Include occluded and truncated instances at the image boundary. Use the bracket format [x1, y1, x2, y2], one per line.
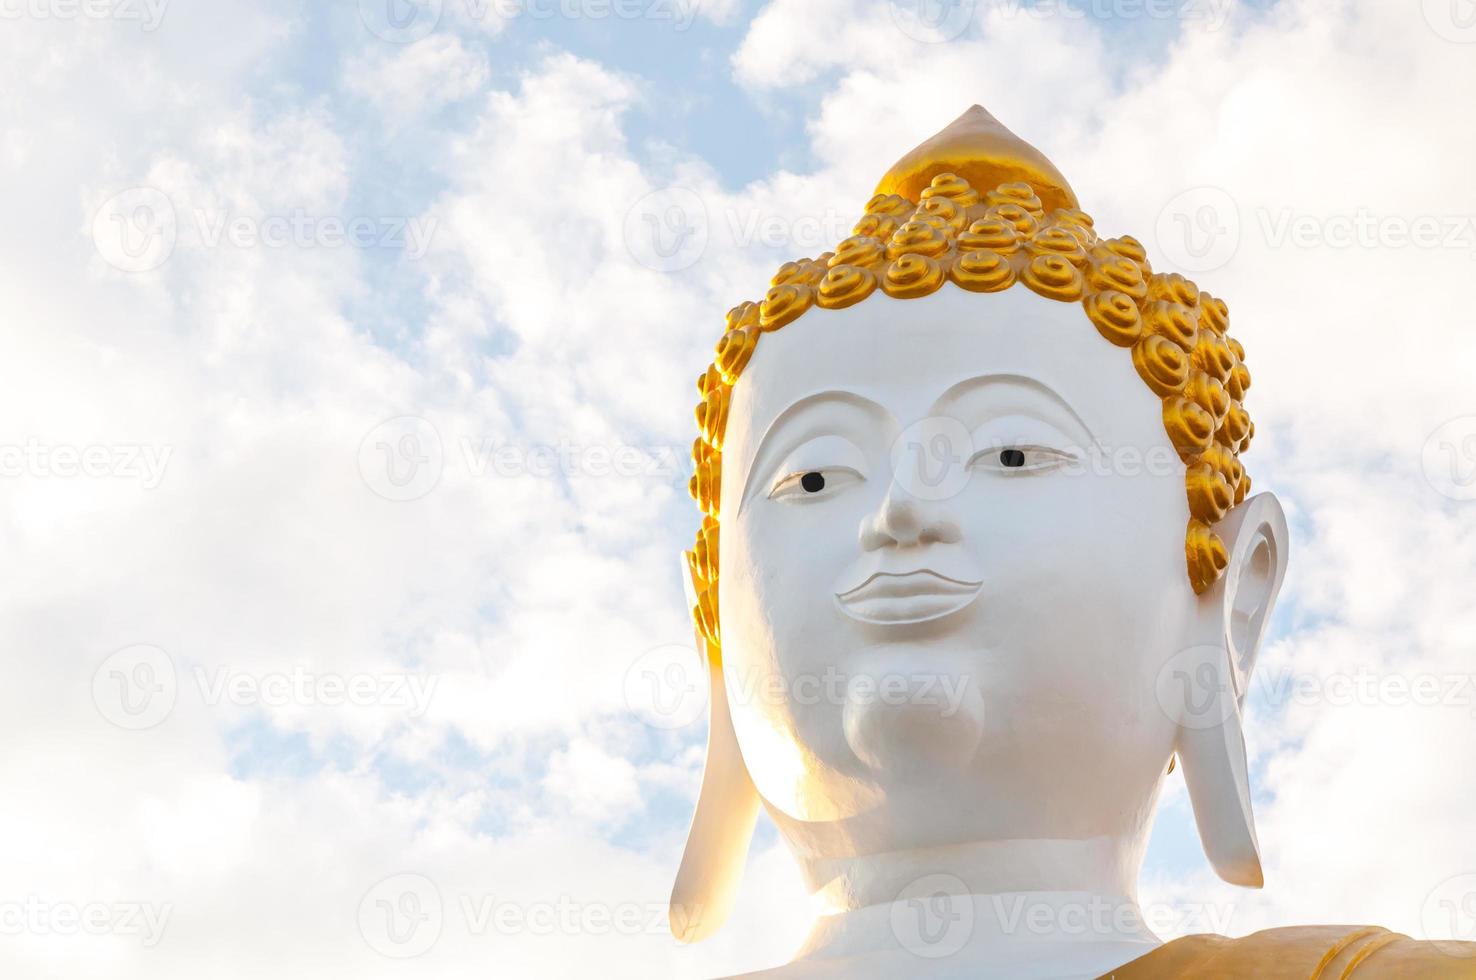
[687, 106, 1253, 659]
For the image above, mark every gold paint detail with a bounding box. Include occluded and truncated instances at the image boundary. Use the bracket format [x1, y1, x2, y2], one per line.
[872, 106, 1079, 214]
[882, 253, 948, 299]
[817, 264, 880, 309]
[949, 250, 1016, 293]
[1083, 290, 1144, 347]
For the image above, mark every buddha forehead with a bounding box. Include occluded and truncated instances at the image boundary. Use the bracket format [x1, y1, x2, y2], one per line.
[722, 286, 1173, 496]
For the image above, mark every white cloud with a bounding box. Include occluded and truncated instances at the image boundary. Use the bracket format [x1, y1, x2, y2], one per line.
[344, 34, 492, 123]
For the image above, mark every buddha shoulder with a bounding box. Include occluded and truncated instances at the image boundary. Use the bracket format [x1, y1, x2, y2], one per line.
[1103, 926, 1476, 978]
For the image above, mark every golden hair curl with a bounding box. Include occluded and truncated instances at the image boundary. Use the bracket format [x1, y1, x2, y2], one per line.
[688, 172, 1256, 654]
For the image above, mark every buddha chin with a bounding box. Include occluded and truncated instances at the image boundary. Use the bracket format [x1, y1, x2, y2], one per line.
[838, 641, 987, 779]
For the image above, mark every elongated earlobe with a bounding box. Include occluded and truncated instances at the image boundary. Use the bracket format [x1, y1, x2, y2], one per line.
[669, 559, 760, 943]
[1178, 691, 1263, 887]
[1176, 492, 1289, 888]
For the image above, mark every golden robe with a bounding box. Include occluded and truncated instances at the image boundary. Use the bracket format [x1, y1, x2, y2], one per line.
[1102, 926, 1476, 978]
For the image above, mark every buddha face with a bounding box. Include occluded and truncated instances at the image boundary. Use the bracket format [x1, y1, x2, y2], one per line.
[717, 285, 1199, 856]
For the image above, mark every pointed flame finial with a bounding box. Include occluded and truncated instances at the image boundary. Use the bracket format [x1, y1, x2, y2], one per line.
[874, 104, 1078, 213]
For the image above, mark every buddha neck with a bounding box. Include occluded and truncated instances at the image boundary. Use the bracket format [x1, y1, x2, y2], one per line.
[802, 835, 1141, 912]
[785, 837, 1158, 976]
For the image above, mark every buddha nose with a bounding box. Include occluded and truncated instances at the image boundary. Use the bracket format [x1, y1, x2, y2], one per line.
[859, 481, 963, 551]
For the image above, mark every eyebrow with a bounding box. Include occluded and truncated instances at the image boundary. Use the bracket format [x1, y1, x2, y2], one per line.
[738, 389, 891, 516]
[930, 372, 1100, 448]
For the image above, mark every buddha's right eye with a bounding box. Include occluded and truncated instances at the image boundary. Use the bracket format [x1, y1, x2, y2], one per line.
[769, 467, 861, 501]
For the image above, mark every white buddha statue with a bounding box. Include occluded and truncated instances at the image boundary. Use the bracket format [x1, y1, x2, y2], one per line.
[670, 106, 1475, 978]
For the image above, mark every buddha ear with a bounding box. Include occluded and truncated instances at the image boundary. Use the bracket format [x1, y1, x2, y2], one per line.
[669, 555, 761, 944]
[1176, 491, 1289, 889]
[1214, 491, 1289, 713]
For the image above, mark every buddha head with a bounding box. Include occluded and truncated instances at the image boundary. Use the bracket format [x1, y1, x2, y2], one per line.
[670, 106, 1289, 957]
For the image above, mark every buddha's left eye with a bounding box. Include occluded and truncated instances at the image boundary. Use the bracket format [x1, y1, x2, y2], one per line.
[769, 467, 861, 501]
[969, 445, 1074, 474]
